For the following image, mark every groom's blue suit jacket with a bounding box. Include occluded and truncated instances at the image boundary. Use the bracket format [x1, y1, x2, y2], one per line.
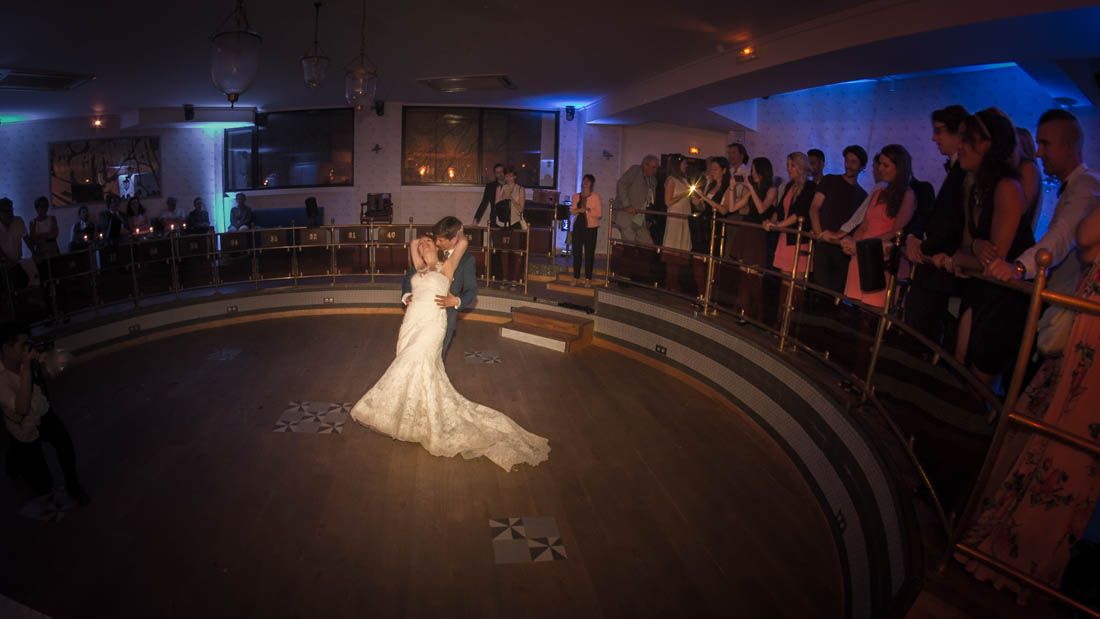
[401, 253, 477, 350]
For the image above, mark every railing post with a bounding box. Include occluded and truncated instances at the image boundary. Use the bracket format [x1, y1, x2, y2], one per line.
[604, 199, 614, 288]
[777, 217, 804, 352]
[862, 233, 903, 401]
[941, 249, 1052, 570]
[129, 241, 140, 306]
[701, 214, 718, 315]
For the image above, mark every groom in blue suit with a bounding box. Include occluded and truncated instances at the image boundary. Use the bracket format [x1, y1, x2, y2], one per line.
[401, 216, 478, 358]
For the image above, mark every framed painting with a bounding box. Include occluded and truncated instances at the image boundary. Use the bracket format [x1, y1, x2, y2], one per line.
[49, 136, 161, 206]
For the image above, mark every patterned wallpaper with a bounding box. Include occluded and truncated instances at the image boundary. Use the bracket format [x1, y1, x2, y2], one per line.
[0, 116, 219, 244]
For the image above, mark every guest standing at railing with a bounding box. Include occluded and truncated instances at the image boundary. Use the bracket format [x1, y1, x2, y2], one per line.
[986, 110, 1100, 298]
[933, 108, 1033, 386]
[97, 194, 128, 246]
[956, 204, 1100, 603]
[1015, 127, 1042, 231]
[186, 197, 211, 235]
[765, 153, 816, 275]
[614, 155, 659, 244]
[808, 146, 868, 295]
[823, 145, 916, 309]
[688, 156, 733, 296]
[570, 174, 601, 288]
[904, 105, 970, 346]
[495, 166, 527, 289]
[661, 155, 696, 294]
[728, 157, 777, 320]
[807, 149, 825, 185]
[157, 197, 185, 234]
[68, 205, 95, 252]
[474, 163, 505, 226]
[0, 198, 39, 288]
[28, 197, 60, 260]
[727, 143, 751, 218]
[229, 193, 254, 232]
[304, 196, 322, 228]
[126, 196, 148, 236]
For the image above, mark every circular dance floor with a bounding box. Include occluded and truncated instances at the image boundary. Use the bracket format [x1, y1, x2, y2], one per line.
[2, 315, 842, 618]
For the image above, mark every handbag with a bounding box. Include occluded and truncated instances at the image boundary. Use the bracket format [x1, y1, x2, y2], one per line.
[493, 199, 512, 226]
[855, 238, 886, 292]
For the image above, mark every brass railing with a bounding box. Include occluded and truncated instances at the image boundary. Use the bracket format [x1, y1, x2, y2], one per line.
[603, 200, 1100, 617]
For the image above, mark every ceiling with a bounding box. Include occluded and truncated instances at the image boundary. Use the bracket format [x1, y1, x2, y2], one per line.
[1, 1, 1097, 128]
[0, 0, 869, 120]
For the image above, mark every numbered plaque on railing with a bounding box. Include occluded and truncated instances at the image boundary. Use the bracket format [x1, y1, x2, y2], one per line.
[259, 229, 291, 249]
[98, 245, 133, 269]
[489, 229, 526, 252]
[338, 227, 366, 245]
[374, 225, 405, 246]
[464, 227, 484, 248]
[178, 235, 211, 258]
[220, 231, 253, 251]
[137, 238, 171, 263]
[297, 228, 330, 247]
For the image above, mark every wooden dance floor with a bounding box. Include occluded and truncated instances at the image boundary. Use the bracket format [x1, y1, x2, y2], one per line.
[1, 316, 842, 618]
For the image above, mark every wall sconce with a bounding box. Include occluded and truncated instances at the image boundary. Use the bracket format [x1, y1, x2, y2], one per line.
[736, 45, 758, 63]
[688, 146, 700, 155]
[91, 117, 105, 129]
[565, 105, 575, 121]
[602, 149, 613, 160]
[370, 143, 382, 153]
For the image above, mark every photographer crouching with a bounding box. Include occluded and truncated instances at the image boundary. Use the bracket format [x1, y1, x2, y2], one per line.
[0, 321, 89, 509]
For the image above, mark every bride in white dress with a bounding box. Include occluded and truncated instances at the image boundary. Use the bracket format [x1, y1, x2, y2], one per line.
[350, 230, 550, 471]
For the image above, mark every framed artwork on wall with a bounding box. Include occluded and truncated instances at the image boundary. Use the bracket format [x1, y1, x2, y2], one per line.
[49, 136, 161, 206]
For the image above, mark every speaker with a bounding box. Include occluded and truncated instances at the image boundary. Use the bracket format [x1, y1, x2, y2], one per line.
[565, 105, 575, 121]
[374, 100, 385, 116]
[183, 104, 194, 121]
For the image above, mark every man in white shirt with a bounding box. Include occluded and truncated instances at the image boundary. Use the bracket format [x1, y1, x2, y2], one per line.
[1, 321, 88, 504]
[0, 197, 40, 287]
[159, 196, 185, 232]
[987, 109, 1100, 292]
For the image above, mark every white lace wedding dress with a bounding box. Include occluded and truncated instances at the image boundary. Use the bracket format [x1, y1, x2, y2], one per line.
[350, 267, 550, 471]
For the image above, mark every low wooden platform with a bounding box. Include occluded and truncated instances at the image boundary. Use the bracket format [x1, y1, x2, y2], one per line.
[501, 306, 593, 353]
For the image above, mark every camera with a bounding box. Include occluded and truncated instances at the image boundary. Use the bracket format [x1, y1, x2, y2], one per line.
[733, 175, 745, 183]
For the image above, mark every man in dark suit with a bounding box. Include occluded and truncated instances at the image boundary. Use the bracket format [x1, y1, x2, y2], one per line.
[473, 163, 506, 225]
[904, 175, 937, 240]
[904, 105, 969, 346]
[400, 216, 478, 358]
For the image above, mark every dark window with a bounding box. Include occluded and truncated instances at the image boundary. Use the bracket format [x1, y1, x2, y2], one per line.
[402, 107, 558, 188]
[224, 108, 354, 191]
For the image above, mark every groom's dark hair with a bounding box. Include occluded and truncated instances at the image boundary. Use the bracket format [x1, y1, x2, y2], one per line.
[433, 216, 463, 240]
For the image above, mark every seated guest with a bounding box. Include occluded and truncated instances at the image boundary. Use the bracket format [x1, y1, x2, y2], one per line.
[809, 145, 868, 294]
[728, 157, 778, 319]
[228, 193, 254, 231]
[1016, 127, 1042, 229]
[304, 196, 322, 227]
[126, 196, 148, 236]
[570, 174, 602, 287]
[931, 108, 1033, 386]
[987, 109, 1100, 297]
[0, 197, 39, 287]
[903, 105, 970, 346]
[614, 155, 659, 244]
[97, 194, 129, 245]
[28, 197, 60, 260]
[68, 205, 96, 252]
[823, 144, 916, 309]
[807, 148, 826, 185]
[956, 204, 1100, 603]
[765, 152, 816, 275]
[0, 321, 89, 506]
[158, 196, 185, 233]
[185, 197, 211, 234]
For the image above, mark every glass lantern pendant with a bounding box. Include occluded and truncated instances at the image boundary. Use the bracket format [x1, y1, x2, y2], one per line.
[211, 0, 262, 107]
[301, 2, 329, 89]
[344, 0, 377, 110]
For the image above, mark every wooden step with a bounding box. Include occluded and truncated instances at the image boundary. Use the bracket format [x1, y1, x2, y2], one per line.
[511, 305, 594, 339]
[545, 281, 605, 298]
[556, 268, 607, 280]
[500, 321, 590, 353]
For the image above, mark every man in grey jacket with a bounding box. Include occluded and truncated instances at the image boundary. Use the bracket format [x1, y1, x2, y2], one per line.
[614, 155, 659, 244]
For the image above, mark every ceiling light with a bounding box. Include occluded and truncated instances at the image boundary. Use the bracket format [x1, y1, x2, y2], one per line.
[301, 2, 329, 89]
[737, 45, 758, 63]
[417, 74, 516, 94]
[211, 0, 262, 107]
[344, 0, 378, 111]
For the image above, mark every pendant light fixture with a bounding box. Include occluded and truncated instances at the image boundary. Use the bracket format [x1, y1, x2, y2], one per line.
[344, 0, 377, 111]
[300, 2, 329, 89]
[210, 0, 262, 107]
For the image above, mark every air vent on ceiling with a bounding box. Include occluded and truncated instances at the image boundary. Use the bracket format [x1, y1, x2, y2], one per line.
[0, 68, 94, 92]
[417, 74, 516, 94]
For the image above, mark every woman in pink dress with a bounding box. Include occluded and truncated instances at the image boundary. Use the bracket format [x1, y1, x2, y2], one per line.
[764, 152, 816, 276]
[824, 144, 916, 308]
[956, 204, 1100, 603]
